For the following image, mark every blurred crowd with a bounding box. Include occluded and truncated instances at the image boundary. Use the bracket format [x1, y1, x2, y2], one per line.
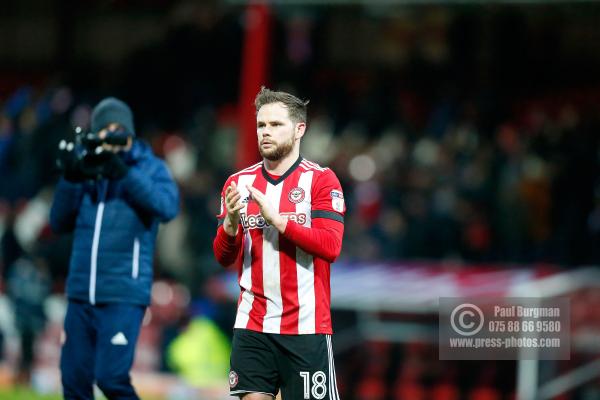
[1, 6, 598, 305]
[330, 91, 600, 266]
[0, 5, 598, 305]
[0, 81, 598, 298]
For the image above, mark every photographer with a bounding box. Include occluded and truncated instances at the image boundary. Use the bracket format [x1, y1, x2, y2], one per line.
[50, 97, 179, 400]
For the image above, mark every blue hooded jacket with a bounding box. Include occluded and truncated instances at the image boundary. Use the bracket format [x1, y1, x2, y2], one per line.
[49, 140, 179, 305]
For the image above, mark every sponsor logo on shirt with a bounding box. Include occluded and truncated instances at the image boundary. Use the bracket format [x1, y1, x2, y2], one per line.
[240, 212, 269, 229]
[241, 212, 307, 229]
[330, 190, 344, 199]
[288, 187, 305, 204]
[283, 212, 307, 225]
[331, 190, 345, 213]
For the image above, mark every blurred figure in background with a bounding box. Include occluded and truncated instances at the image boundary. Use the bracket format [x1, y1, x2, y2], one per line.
[49, 98, 179, 400]
[165, 301, 231, 387]
[6, 254, 51, 385]
[4, 205, 51, 385]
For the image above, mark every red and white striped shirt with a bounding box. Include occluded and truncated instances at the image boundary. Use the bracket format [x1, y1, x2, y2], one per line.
[213, 156, 345, 334]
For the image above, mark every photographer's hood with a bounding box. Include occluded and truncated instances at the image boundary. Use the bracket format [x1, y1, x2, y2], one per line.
[91, 97, 135, 136]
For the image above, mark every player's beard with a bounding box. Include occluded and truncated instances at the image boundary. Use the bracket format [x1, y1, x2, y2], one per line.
[259, 134, 295, 161]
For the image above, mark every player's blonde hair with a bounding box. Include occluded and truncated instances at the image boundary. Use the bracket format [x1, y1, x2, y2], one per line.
[255, 86, 309, 124]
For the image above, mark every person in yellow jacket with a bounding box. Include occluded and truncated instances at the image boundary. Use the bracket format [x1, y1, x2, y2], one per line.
[167, 316, 231, 386]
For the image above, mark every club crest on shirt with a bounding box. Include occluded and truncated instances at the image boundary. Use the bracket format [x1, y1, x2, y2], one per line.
[288, 187, 305, 204]
[331, 190, 345, 213]
[229, 370, 238, 388]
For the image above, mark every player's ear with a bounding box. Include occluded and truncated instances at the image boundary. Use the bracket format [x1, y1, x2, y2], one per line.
[295, 122, 306, 140]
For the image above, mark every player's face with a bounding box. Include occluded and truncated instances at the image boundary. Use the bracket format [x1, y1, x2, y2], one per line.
[256, 102, 297, 161]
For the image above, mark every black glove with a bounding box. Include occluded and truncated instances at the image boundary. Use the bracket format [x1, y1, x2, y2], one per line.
[80, 148, 110, 180]
[98, 150, 129, 180]
[56, 140, 86, 182]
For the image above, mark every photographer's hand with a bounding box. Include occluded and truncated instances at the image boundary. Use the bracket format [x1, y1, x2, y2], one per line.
[98, 149, 129, 180]
[56, 140, 86, 182]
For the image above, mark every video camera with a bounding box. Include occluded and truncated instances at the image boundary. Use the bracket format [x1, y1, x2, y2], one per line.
[75, 126, 129, 156]
[56, 126, 131, 181]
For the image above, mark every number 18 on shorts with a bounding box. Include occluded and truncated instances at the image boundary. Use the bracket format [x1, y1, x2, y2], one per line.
[229, 329, 341, 400]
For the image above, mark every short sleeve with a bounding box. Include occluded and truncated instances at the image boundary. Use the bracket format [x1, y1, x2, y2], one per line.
[311, 169, 345, 223]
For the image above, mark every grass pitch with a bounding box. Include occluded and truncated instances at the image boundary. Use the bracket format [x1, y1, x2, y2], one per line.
[0, 386, 62, 400]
